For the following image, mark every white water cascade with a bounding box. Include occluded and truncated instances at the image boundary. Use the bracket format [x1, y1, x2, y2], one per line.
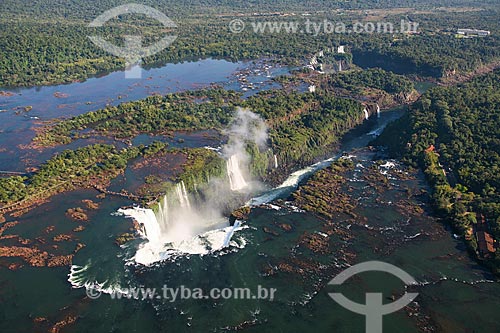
[363, 107, 369, 120]
[376, 103, 381, 118]
[119, 155, 251, 265]
[227, 154, 248, 191]
[119, 180, 243, 265]
[274, 154, 279, 169]
[338, 60, 342, 72]
[119, 109, 267, 265]
[175, 181, 191, 209]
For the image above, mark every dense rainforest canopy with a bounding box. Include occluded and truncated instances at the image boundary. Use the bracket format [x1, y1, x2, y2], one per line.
[0, 0, 498, 87]
[376, 69, 500, 272]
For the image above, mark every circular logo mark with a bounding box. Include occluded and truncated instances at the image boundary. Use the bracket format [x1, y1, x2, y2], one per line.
[229, 19, 245, 34]
[86, 284, 102, 300]
[88, 3, 178, 78]
[328, 261, 419, 333]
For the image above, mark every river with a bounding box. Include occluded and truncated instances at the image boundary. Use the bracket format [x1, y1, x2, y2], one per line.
[0, 60, 498, 333]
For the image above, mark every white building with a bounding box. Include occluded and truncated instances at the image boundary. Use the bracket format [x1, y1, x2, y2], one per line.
[457, 29, 491, 37]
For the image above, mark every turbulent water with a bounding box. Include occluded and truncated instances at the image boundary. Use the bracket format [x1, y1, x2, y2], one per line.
[119, 110, 267, 265]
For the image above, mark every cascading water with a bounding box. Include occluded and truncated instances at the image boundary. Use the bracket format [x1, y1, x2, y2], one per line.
[121, 175, 246, 265]
[227, 154, 248, 191]
[363, 107, 369, 120]
[274, 154, 279, 169]
[175, 181, 191, 208]
[120, 109, 267, 265]
[376, 103, 381, 118]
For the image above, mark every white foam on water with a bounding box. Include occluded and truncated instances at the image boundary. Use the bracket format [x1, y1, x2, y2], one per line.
[129, 219, 248, 266]
[248, 154, 340, 206]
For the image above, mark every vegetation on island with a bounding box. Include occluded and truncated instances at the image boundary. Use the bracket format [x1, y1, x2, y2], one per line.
[33, 87, 368, 172]
[0, 144, 141, 210]
[322, 68, 415, 95]
[0, 141, 229, 214]
[292, 158, 355, 219]
[32, 89, 241, 147]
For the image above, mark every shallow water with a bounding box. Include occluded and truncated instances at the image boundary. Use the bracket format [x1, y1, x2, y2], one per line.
[0, 58, 287, 171]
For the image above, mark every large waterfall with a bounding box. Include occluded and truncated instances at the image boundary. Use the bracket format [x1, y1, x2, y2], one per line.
[120, 172, 246, 265]
[376, 103, 381, 118]
[227, 154, 248, 191]
[120, 109, 267, 265]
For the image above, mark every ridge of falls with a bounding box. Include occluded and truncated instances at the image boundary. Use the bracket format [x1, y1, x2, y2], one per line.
[227, 154, 248, 191]
[121, 153, 251, 265]
[120, 109, 266, 265]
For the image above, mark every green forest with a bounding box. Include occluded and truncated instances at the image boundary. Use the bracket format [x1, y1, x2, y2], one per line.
[0, 1, 498, 87]
[33, 87, 368, 167]
[0, 144, 139, 205]
[376, 69, 500, 273]
[321, 68, 415, 94]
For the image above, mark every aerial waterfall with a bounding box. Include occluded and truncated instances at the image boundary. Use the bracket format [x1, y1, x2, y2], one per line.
[274, 154, 279, 169]
[120, 108, 268, 265]
[227, 154, 248, 191]
[363, 107, 369, 120]
[376, 103, 381, 118]
[175, 181, 191, 208]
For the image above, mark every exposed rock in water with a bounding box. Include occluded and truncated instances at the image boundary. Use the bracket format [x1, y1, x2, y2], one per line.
[81, 199, 99, 210]
[0, 246, 48, 267]
[47, 254, 73, 267]
[263, 227, 279, 237]
[66, 208, 88, 222]
[229, 206, 251, 226]
[0, 91, 15, 97]
[53, 234, 73, 242]
[115, 233, 136, 246]
[49, 314, 78, 333]
[278, 223, 292, 232]
[299, 232, 331, 254]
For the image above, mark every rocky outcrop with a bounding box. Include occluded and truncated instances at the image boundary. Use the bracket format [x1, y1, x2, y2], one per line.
[229, 206, 251, 226]
[115, 233, 135, 246]
[66, 208, 88, 222]
[47, 254, 73, 267]
[81, 199, 99, 210]
[0, 246, 48, 267]
[49, 315, 78, 333]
